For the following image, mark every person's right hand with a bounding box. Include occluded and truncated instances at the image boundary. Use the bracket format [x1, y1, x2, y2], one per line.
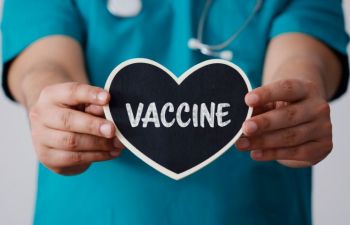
[29, 82, 124, 175]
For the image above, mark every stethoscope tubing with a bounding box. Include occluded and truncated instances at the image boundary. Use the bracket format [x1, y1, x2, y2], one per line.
[107, 0, 263, 60]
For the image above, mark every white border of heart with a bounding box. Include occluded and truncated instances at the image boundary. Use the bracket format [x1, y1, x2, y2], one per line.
[104, 58, 253, 180]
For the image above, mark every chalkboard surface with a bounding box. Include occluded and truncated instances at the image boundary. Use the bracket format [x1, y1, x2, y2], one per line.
[104, 58, 252, 180]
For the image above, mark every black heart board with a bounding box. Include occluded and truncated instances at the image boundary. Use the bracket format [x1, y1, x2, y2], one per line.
[104, 58, 252, 180]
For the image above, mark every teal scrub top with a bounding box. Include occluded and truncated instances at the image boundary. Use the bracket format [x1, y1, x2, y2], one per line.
[2, 1, 349, 225]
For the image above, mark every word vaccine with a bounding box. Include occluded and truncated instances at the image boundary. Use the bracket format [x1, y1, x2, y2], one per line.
[126, 102, 231, 128]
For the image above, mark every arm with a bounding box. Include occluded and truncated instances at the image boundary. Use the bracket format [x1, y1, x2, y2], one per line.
[8, 36, 123, 175]
[236, 33, 342, 168]
[263, 33, 342, 99]
[8, 36, 88, 108]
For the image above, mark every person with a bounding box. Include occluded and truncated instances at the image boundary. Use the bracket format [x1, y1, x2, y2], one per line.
[1, 0, 349, 225]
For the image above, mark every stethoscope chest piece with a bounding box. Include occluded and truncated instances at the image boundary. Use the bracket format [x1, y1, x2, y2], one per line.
[107, 0, 142, 18]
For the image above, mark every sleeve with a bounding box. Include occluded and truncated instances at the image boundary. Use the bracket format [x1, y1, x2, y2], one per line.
[270, 0, 349, 100]
[1, 0, 85, 100]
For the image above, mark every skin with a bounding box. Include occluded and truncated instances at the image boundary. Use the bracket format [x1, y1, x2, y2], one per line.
[8, 36, 124, 175]
[236, 34, 342, 168]
[7, 33, 342, 175]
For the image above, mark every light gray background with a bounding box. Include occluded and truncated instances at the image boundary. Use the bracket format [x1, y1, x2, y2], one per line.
[0, 1, 349, 225]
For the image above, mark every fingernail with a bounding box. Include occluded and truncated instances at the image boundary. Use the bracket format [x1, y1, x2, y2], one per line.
[245, 93, 259, 105]
[243, 121, 258, 134]
[100, 123, 113, 137]
[97, 92, 108, 102]
[251, 150, 263, 159]
[110, 150, 120, 157]
[236, 138, 250, 149]
[113, 137, 123, 148]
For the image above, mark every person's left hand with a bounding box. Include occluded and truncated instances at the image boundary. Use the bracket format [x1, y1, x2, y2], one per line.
[235, 78, 333, 168]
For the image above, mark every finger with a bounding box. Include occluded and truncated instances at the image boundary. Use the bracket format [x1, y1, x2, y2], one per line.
[40, 129, 123, 151]
[43, 149, 122, 168]
[236, 121, 330, 150]
[43, 82, 110, 106]
[43, 107, 116, 138]
[252, 103, 275, 116]
[85, 104, 105, 117]
[276, 160, 314, 168]
[245, 79, 308, 107]
[241, 99, 321, 136]
[249, 141, 332, 163]
[51, 164, 91, 176]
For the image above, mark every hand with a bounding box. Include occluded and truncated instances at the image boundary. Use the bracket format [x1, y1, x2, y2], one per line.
[236, 79, 333, 168]
[29, 82, 124, 175]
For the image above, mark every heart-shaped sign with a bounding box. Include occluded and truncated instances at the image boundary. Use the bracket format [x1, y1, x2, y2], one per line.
[104, 58, 252, 180]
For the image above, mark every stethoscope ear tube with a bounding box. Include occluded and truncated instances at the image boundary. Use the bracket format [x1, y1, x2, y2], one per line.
[189, 0, 263, 60]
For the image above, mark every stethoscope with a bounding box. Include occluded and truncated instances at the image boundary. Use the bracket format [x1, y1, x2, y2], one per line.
[107, 0, 263, 61]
